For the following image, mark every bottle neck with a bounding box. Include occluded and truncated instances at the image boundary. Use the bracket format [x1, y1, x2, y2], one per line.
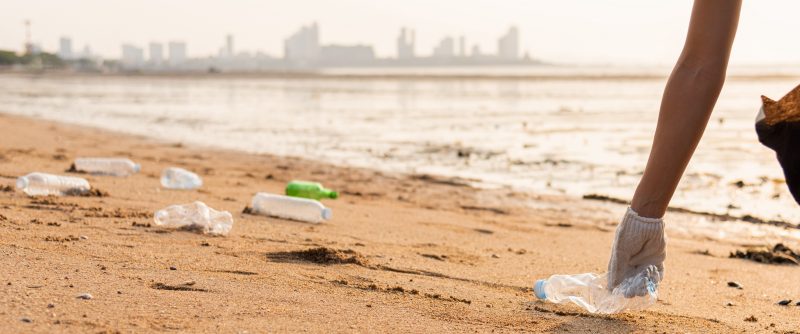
[321, 189, 338, 199]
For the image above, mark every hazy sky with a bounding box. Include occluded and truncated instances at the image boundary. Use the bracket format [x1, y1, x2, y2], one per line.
[1, 0, 799, 65]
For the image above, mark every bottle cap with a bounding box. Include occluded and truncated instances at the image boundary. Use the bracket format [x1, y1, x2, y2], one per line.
[534, 279, 547, 300]
[321, 208, 332, 220]
[133, 163, 141, 173]
[16, 176, 28, 190]
[328, 191, 339, 199]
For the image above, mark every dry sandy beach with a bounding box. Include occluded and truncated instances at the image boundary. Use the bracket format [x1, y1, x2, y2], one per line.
[0, 113, 798, 333]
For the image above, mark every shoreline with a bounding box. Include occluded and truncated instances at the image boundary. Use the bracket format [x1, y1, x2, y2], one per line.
[0, 113, 798, 332]
[3, 68, 800, 82]
[582, 193, 800, 230]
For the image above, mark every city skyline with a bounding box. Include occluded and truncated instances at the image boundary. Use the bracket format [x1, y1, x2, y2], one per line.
[46, 23, 529, 63]
[9, 19, 535, 66]
[50, 23, 533, 71]
[3, 0, 800, 66]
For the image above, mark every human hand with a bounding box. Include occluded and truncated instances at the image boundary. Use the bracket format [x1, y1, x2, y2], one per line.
[607, 208, 666, 296]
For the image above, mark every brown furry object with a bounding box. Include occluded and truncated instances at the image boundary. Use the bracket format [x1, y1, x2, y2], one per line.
[761, 84, 800, 125]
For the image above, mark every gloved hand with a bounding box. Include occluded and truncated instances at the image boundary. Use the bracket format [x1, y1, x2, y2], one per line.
[607, 207, 666, 296]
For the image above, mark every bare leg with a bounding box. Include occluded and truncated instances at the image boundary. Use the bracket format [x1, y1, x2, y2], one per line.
[631, 0, 742, 218]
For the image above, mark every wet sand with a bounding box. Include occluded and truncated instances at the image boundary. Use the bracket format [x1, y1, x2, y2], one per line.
[0, 113, 798, 333]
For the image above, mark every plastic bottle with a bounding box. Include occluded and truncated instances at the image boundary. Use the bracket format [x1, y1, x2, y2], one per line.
[533, 266, 660, 314]
[73, 158, 141, 176]
[16, 172, 91, 196]
[285, 181, 338, 200]
[250, 192, 332, 223]
[161, 167, 202, 190]
[154, 201, 233, 236]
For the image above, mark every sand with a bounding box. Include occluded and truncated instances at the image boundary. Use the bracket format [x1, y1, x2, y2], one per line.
[0, 113, 798, 333]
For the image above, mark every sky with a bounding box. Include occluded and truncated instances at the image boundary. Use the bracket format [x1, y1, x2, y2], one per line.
[0, 0, 799, 65]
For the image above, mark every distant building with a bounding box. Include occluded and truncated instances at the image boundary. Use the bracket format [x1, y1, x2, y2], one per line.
[149, 42, 164, 65]
[27, 43, 42, 56]
[121, 44, 144, 68]
[319, 45, 374, 66]
[80, 45, 92, 59]
[284, 23, 320, 64]
[458, 36, 466, 57]
[168, 41, 187, 66]
[432, 36, 455, 58]
[218, 35, 235, 59]
[59, 37, 73, 60]
[471, 45, 482, 57]
[397, 28, 415, 60]
[226, 34, 234, 58]
[497, 26, 519, 59]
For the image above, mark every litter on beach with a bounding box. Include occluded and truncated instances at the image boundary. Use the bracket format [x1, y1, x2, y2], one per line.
[534, 266, 660, 314]
[285, 180, 339, 200]
[249, 192, 332, 224]
[70, 157, 141, 176]
[154, 201, 233, 235]
[160, 167, 203, 190]
[16, 172, 91, 196]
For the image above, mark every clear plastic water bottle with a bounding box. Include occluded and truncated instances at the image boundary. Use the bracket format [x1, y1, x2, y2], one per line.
[73, 158, 141, 176]
[16, 172, 91, 196]
[160, 167, 202, 190]
[533, 265, 660, 314]
[250, 192, 332, 224]
[154, 201, 233, 235]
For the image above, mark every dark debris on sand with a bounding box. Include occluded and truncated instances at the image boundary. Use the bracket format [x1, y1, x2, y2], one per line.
[583, 193, 797, 229]
[266, 247, 367, 266]
[729, 243, 799, 265]
[62, 188, 108, 197]
[151, 282, 208, 292]
[65, 164, 84, 174]
[727, 281, 743, 289]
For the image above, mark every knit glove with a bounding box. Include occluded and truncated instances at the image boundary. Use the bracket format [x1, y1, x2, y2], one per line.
[607, 207, 666, 296]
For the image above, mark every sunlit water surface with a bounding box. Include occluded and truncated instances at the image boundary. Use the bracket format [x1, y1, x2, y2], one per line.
[1, 65, 799, 226]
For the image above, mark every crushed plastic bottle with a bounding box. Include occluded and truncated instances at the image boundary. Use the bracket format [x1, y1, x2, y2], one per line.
[73, 157, 141, 176]
[160, 167, 202, 190]
[250, 192, 332, 224]
[16, 172, 91, 196]
[153, 201, 233, 235]
[285, 181, 338, 200]
[533, 265, 660, 314]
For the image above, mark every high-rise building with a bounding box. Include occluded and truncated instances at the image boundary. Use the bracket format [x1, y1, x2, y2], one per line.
[168, 41, 187, 66]
[497, 26, 519, 60]
[458, 36, 466, 57]
[149, 42, 164, 65]
[397, 28, 415, 60]
[319, 45, 374, 66]
[59, 37, 72, 60]
[226, 34, 234, 58]
[121, 44, 144, 68]
[284, 23, 320, 63]
[432, 36, 455, 58]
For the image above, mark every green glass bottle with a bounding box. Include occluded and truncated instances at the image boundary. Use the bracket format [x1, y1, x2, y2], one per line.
[285, 181, 338, 200]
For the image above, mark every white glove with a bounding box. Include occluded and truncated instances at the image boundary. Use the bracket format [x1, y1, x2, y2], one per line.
[607, 208, 666, 296]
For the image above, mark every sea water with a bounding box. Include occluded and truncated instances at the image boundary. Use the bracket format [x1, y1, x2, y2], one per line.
[1, 65, 798, 225]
